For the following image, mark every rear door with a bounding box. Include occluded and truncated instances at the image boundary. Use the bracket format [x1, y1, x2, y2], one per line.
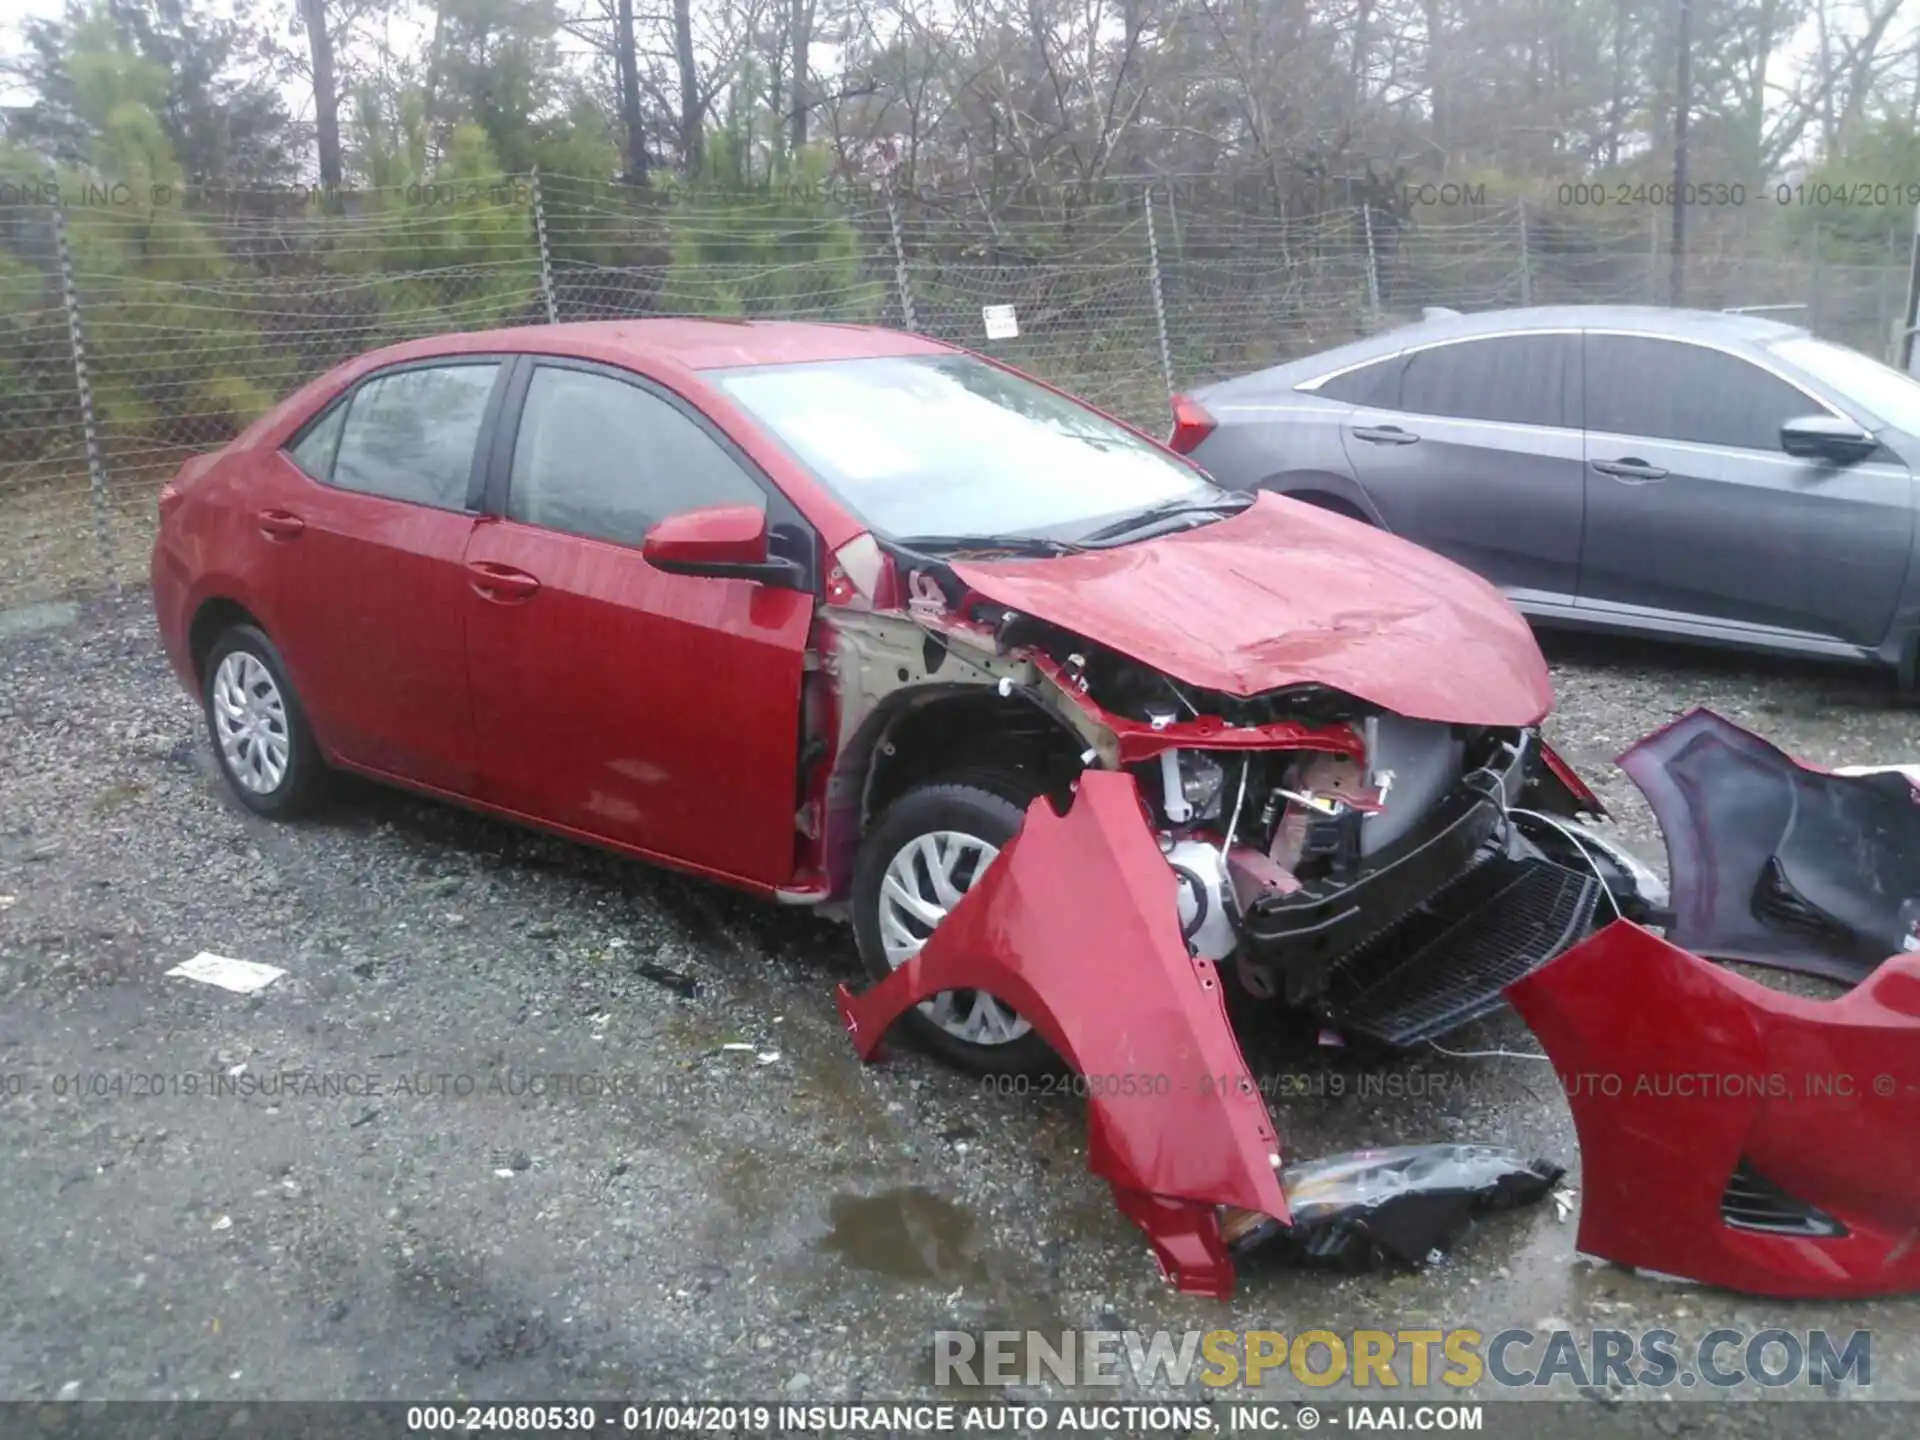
[1578, 333, 1914, 647]
[255, 358, 504, 792]
[1334, 332, 1585, 600]
[462, 359, 816, 888]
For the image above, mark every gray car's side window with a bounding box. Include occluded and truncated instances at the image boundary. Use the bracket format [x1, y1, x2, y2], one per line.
[506, 365, 767, 547]
[1315, 355, 1405, 408]
[1396, 335, 1575, 428]
[1584, 336, 1822, 452]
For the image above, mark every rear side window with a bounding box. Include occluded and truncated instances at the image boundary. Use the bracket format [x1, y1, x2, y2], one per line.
[506, 365, 766, 547]
[1397, 335, 1575, 428]
[1585, 336, 1822, 451]
[328, 363, 500, 509]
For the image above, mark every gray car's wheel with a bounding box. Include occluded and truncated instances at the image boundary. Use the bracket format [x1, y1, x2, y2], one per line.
[203, 624, 326, 816]
[852, 773, 1059, 1075]
[1291, 492, 1371, 524]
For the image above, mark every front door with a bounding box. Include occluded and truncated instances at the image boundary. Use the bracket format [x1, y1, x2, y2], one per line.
[463, 360, 815, 889]
[1578, 332, 1914, 648]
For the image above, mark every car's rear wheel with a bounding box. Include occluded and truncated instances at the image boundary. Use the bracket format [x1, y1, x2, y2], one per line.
[1291, 492, 1371, 524]
[852, 772, 1059, 1075]
[203, 624, 326, 817]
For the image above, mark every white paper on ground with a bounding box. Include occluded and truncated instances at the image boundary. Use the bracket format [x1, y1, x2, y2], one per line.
[166, 951, 286, 994]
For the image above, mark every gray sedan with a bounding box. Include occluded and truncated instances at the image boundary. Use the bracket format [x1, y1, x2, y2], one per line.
[1171, 305, 1920, 688]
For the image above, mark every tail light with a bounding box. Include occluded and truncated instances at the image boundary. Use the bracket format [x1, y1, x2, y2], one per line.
[1168, 393, 1217, 455]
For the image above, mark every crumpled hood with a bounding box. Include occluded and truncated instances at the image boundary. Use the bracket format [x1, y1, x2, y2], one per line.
[950, 492, 1552, 726]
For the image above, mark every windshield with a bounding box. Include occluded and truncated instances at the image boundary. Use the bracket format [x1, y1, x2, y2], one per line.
[1771, 336, 1920, 432]
[711, 354, 1221, 541]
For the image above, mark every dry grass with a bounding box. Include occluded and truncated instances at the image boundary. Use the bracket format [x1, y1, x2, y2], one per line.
[0, 470, 161, 609]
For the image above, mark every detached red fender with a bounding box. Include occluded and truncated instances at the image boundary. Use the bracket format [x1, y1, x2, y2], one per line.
[1507, 919, 1920, 1298]
[836, 771, 1288, 1298]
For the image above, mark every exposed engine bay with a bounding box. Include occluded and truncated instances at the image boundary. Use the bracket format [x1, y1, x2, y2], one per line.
[812, 534, 1920, 1304]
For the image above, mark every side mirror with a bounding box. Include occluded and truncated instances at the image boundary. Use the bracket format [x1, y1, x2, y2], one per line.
[1780, 414, 1878, 465]
[642, 505, 799, 585]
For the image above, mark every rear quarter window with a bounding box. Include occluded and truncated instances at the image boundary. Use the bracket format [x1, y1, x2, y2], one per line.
[286, 402, 347, 482]
[1312, 356, 1405, 408]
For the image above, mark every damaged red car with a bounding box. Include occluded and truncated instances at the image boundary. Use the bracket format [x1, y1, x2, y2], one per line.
[151, 320, 1920, 1303]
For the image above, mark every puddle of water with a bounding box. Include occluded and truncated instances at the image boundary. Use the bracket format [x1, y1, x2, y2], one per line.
[822, 1186, 987, 1284]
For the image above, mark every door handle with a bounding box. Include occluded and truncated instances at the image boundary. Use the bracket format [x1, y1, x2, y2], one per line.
[466, 561, 541, 603]
[1350, 425, 1420, 446]
[257, 509, 305, 540]
[1591, 458, 1670, 483]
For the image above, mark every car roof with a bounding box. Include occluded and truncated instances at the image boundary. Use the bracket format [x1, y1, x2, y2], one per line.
[1194, 304, 1814, 401]
[360, 317, 955, 374]
[1387, 303, 1810, 344]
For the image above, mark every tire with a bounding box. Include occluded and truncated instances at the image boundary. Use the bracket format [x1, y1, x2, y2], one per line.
[1895, 630, 1920, 709]
[202, 623, 327, 817]
[1292, 492, 1371, 524]
[852, 770, 1060, 1075]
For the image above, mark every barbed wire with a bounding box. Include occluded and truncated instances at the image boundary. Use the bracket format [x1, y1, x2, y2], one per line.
[0, 177, 1910, 607]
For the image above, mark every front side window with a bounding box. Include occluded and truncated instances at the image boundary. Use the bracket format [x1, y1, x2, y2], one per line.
[712, 353, 1219, 542]
[328, 363, 499, 509]
[1585, 336, 1820, 452]
[1396, 335, 1574, 428]
[1771, 336, 1917, 433]
[506, 366, 766, 547]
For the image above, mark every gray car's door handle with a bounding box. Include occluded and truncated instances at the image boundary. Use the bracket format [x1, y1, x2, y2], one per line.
[1591, 457, 1670, 483]
[1350, 424, 1420, 445]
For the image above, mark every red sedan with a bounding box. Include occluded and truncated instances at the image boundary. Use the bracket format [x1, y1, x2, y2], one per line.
[151, 319, 1920, 1304]
[152, 319, 1646, 1073]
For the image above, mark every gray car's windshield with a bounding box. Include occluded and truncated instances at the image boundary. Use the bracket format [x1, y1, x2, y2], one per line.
[711, 354, 1222, 542]
[1771, 336, 1920, 432]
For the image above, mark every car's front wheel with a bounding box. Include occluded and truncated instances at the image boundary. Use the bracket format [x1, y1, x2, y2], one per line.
[203, 624, 326, 816]
[851, 774, 1059, 1075]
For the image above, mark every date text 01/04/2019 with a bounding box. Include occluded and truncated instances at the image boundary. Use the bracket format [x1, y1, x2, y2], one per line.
[1554, 180, 1920, 209]
[404, 1404, 993, 1433]
[405, 1404, 779, 1432]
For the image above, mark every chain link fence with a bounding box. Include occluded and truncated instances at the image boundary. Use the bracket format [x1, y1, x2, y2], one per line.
[2, 175, 1912, 610]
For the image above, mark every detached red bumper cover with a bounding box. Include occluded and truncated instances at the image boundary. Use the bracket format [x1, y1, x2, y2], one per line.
[836, 771, 1288, 1298]
[838, 713, 1920, 1302]
[1508, 920, 1920, 1298]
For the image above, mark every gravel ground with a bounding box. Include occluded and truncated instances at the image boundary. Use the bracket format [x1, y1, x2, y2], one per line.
[2, 592, 1918, 1433]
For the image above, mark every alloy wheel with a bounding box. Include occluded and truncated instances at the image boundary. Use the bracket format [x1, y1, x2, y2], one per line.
[877, 829, 1032, 1046]
[211, 651, 291, 795]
